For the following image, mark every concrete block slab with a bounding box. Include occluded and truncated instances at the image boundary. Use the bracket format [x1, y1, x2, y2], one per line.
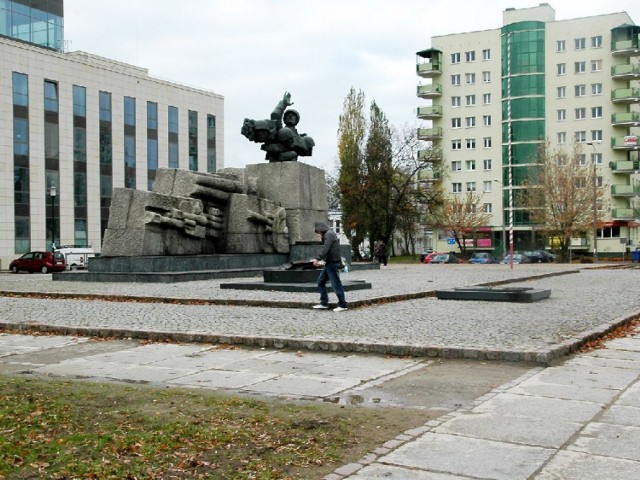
[83, 344, 210, 364]
[381, 432, 554, 480]
[245, 374, 360, 397]
[348, 464, 475, 479]
[150, 349, 271, 370]
[618, 383, 640, 407]
[569, 422, 640, 461]
[535, 451, 640, 480]
[601, 337, 640, 352]
[587, 348, 640, 363]
[600, 405, 640, 427]
[571, 355, 640, 370]
[37, 359, 194, 383]
[435, 412, 583, 448]
[529, 362, 639, 390]
[508, 376, 620, 404]
[168, 370, 276, 389]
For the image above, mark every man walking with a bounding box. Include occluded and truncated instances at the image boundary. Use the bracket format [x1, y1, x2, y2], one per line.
[312, 222, 348, 312]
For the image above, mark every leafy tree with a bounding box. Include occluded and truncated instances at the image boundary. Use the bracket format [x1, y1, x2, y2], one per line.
[431, 191, 492, 256]
[337, 88, 443, 259]
[520, 143, 605, 262]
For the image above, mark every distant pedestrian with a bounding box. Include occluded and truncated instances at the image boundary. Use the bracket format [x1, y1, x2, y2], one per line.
[312, 222, 348, 312]
[374, 240, 387, 266]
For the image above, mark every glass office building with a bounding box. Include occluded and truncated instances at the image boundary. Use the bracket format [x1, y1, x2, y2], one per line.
[0, 0, 63, 50]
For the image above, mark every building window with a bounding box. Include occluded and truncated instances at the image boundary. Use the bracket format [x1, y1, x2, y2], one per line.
[575, 84, 586, 97]
[483, 115, 491, 126]
[591, 59, 602, 72]
[451, 74, 461, 86]
[557, 109, 566, 121]
[124, 96, 136, 126]
[44, 80, 58, 113]
[575, 38, 586, 50]
[482, 71, 490, 83]
[591, 130, 603, 142]
[483, 181, 492, 193]
[465, 139, 476, 149]
[574, 131, 586, 143]
[465, 95, 476, 106]
[591, 106, 603, 119]
[578, 153, 587, 165]
[466, 182, 476, 192]
[557, 40, 566, 52]
[575, 61, 586, 73]
[452, 182, 462, 193]
[591, 152, 603, 165]
[465, 73, 475, 84]
[575, 108, 586, 120]
[451, 52, 460, 64]
[482, 49, 491, 60]
[465, 51, 475, 62]
[483, 159, 492, 170]
[466, 160, 476, 171]
[483, 203, 492, 213]
[591, 83, 603, 95]
[147, 101, 158, 190]
[168, 106, 179, 168]
[124, 96, 136, 189]
[482, 93, 491, 104]
[189, 110, 198, 171]
[207, 114, 217, 173]
[591, 36, 602, 48]
[452, 139, 462, 150]
[465, 116, 475, 128]
[452, 118, 461, 128]
[557, 63, 566, 75]
[557, 86, 566, 98]
[557, 132, 567, 144]
[452, 96, 461, 107]
[451, 161, 462, 171]
[483, 137, 492, 148]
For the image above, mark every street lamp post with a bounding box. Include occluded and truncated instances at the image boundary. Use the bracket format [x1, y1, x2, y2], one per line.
[586, 141, 600, 263]
[49, 185, 56, 251]
[494, 179, 507, 258]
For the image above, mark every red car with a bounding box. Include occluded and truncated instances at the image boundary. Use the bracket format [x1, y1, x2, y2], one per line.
[9, 251, 66, 274]
[422, 251, 444, 264]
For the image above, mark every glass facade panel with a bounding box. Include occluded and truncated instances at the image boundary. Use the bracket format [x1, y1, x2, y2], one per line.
[207, 114, 216, 173]
[12, 72, 28, 106]
[0, 0, 64, 49]
[73, 85, 86, 116]
[188, 110, 198, 171]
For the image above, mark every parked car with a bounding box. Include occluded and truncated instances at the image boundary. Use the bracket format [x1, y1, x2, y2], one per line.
[524, 250, 554, 263]
[500, 253, 531, 265]
[9, 251, 66, 273]
[430, 253, 463, 264]
[419, 248, 434, 263]
[469, 252, 498, 264]
[55, 244, 96, 270]
[422, 251, 443, 264]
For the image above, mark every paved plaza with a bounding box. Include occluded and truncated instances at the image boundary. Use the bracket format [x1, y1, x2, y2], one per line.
[1, 263, 640, 479]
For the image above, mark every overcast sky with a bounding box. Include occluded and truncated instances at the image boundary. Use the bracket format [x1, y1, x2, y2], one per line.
[63, 1, 640, 173]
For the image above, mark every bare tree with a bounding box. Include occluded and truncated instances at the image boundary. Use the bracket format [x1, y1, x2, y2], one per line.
[519, 143, 605, 262]
[431, 191, 492, 256]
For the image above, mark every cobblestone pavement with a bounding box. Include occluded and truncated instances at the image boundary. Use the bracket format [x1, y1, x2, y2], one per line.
[0, 263, 638, 363]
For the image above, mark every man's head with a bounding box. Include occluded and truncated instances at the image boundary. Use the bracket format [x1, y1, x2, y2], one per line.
[314, 222, 329, 236]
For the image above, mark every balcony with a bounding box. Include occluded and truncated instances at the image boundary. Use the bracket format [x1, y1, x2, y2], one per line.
[417, 149, 442, 162]
[417, 105, 443, 119]
[611, 208, 636, 220]
[416, 49, 442, 78]
[611, 87, 640, 103]
[611, 38, 640, 56]
[611, 63, 640, 80]
[611, 184, 640, 197]
[417, 83, 442, 99]
[610, 160, 640, 172]
[611, 135, 640, 150]
[417, 127, 443, 141]
[611, 111, 640, 127]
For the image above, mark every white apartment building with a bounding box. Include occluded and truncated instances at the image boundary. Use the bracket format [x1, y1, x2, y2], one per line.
[417, 3, 639, 259]
[0, 0, 224, 269]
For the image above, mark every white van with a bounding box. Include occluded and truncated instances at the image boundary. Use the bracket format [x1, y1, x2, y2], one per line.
[54, 245, 96, 270]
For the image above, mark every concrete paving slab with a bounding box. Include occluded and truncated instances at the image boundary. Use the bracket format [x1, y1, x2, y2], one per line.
[508, 377, 621, 404]
[569, 422, 640, 462]
[600, 337, 640, 352]
[600, 405, 640, 427]
[526, 361, 639, 390]
[37, 359, 195, 383]
[587, 348, 640, 362]
[167, 370, 277, 389]
[472, 393, 604, 423]
[435, 412, 583, 448]
[570, 354, 640, 370]
[0, 334, 88, 357]
[534, 451, 640, 480]
[202, 358, 315, 375]
[82, 343, 210, 364]
[349, 464, 471, 479]
[381, 432, 554, 480]
[618, 383, 640, 407]
[244, 374, 362, 397]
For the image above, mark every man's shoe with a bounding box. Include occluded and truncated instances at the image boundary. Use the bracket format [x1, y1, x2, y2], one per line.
[333, 306, 348, 312]
[313, 304, 329, 310]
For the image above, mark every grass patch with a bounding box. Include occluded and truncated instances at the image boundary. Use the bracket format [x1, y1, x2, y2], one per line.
[0, 376, 430, 479]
